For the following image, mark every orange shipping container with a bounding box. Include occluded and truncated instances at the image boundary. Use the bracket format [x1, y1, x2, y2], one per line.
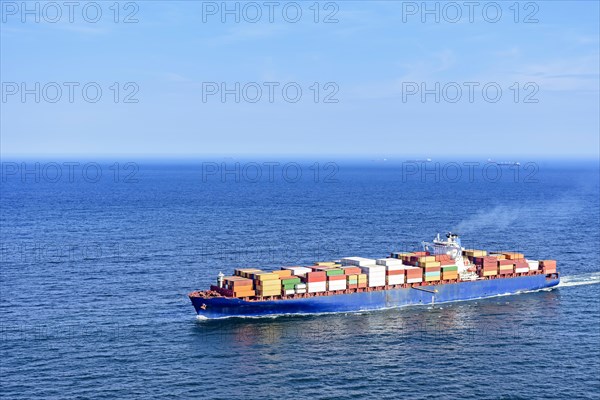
[272, 269, 292, 278]
[540, 260, 557, 268]
[341, 266, 361, 275]
[387, 269, 405, 276]
[503, 252, 525, 260]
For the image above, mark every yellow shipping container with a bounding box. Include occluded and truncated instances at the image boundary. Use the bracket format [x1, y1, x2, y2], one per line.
[315, 261, 337, 266]
[272, 270, 292, 278]
[258, 292, 280, 297]
[244, 270, 265, 279]
[256, 273, 279, 281]
[420, 261, 441, 268]
[257, 286, 280, 291]
[483, 270, 497, 276]
[257, 281, 281, 288]
[442, 273, 458, 280]
[424, 275, 440, 282]
[464, 249, 487, 257]
[418, 256, 435, 263]
[235, 269, 262, 278]
[256, 286, 280, 292]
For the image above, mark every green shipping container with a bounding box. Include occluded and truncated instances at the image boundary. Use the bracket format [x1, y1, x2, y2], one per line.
[326, 269, 344, 276]
[442, 265, 458, 271]
[281, 277, 301, 285]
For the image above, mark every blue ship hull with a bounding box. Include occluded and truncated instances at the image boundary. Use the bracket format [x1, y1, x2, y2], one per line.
[190, 274, 560, 319]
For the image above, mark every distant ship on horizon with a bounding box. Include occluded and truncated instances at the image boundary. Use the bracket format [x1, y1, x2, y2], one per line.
[406, 158, 432, 163]
[488, 158, 521, 166]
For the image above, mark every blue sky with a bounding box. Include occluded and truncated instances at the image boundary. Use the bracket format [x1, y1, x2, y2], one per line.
[1, 1, 599, 158]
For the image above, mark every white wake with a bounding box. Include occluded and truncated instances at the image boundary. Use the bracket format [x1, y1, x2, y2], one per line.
[557, 272, 600, 288]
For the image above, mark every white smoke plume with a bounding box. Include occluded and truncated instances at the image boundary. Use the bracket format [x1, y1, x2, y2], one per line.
[454, 206, 521, 234]
[454, 194, 585, 235]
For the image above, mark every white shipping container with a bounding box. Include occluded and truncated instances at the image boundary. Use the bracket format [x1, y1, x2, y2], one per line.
[328, 281, 347, 291]
[367, 277, 386, 284]
[295, 289, 307, 294]
[527, 261, 539, 270]
[387, 275, 405, 285]
[307, 282, 327, 293]
[407, 278, 423, 283]
[515, 267, 529, 273]
[376, 258, 405, 267]
[342, 257, 377, 267]
[281, 266, 313, 276]
[285, 289, 295, 295]
[386, 265, 407, 271]
[295, 283, 307, 290]
[360, 265, 386, 274]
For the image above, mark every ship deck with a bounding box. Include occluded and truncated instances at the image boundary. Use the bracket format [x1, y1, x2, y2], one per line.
[189, 270, 558, 302]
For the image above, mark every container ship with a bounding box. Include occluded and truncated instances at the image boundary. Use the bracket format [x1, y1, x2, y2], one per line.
[189, 233, 559, 318]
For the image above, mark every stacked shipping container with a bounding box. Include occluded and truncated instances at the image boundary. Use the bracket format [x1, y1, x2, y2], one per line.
[540, 260, 557, 274]
[305, 271, 327, 293]
[222, 249, 557, 299]
[255, 272, 281, 296]
[222, 276, 256, 298]
[359, 265, 386, 287]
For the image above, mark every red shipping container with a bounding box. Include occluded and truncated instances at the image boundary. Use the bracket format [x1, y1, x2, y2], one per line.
[541, 259, 557, 273]
[435, 254, 452, 262]
[413, 251, 429, 256]
[341, 266, 361, 274]
[328, 274, 346, 281]
[497, 259, 514, 266]
[405, 268, 422, 278]
[540, 260, 556, 268]
[515, 260, 528, 268]
[387, 270, 405, 276]
[474, 256, 498, 266]
[439, 260, 455, 266]
[305, 271, 327, 282]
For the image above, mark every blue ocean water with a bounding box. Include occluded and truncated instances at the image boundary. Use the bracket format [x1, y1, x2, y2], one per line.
[1, 159, 599, 399]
